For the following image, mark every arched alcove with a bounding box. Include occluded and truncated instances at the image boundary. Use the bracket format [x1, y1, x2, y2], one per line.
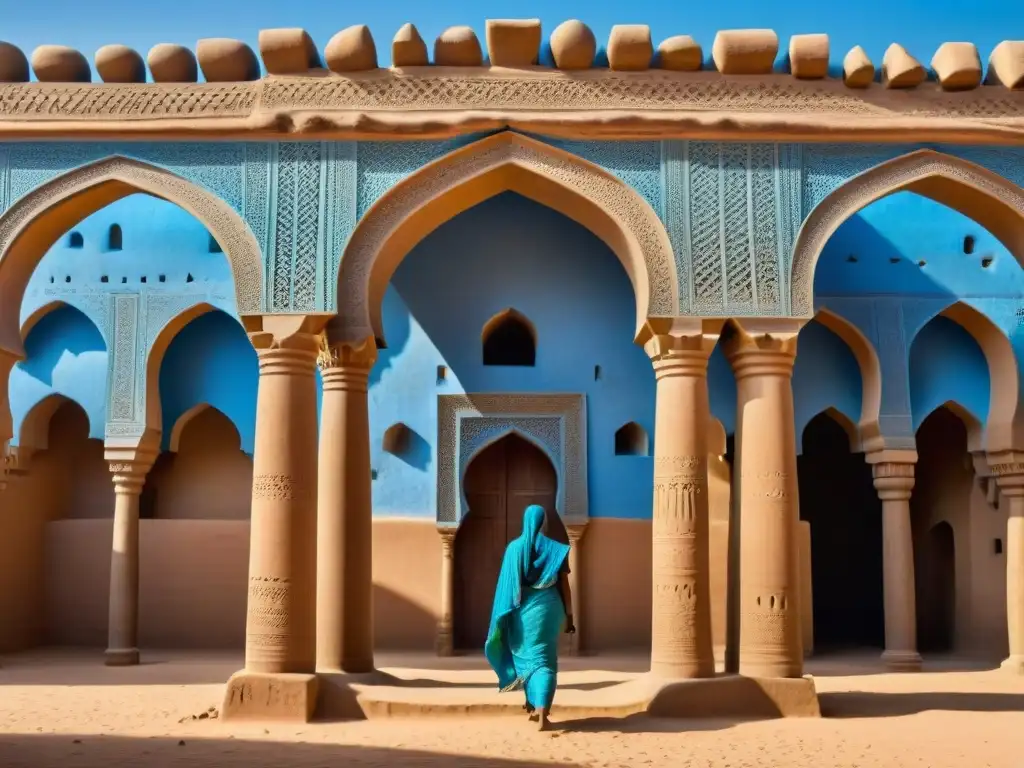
[145, 405, 252, 520]
[107, 223, 123, 251]
[481, 308, 536, 367]
[911, 405, 973, 655]
[67, 231, 84, 249]
[614, 421, 649, 456]
[797, 411, 883, 652]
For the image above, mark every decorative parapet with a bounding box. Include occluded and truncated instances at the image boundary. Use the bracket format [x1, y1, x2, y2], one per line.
[0, 68, 1022, 142]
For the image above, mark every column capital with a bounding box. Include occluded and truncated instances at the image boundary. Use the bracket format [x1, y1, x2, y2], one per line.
[566, 522, 588, 544]
[871, 460, 915, 498]
[318, 334, 377, 373]
[108, 460, 151, 494]
[722, 319, 803, 379]
[987, 451, 1024, 494]
[247, 314, 328, 374]
[437, 525, 457, 555]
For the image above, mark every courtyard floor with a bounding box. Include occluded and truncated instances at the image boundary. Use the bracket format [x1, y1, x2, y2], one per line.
[1, 649, 1023, 767]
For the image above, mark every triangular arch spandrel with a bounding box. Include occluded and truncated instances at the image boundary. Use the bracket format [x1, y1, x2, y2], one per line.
[336, 132, 678, 345]
[791, 149, 1024, 317]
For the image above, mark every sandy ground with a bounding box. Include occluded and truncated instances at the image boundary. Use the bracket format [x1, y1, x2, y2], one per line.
[2, 650, 1024, 768]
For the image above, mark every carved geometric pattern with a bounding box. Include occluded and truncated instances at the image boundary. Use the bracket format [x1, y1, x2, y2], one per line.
[792, 149, 1024, 317]
[0, 147, 8, 212]
[665, 141, 791, 317]
[108, 294, 138, 423]
[323, 142, 358, 311]
[0, 155, 263, 315]
[1, 77, 1023, 128]
[338, 133, 677, 341]
[437, 393, 587, 525]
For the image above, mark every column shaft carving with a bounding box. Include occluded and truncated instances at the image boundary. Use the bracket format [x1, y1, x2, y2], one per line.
[725, 327, 803, 678]
[645, 331, 716, 679]
[436, 527, 456, 657]
[316, 335, 377, 673]
[244, 326, 321, 675]
[105, 460, 150, 667]
[871, 459, 922, 671]
[990, 455, 1024, 674]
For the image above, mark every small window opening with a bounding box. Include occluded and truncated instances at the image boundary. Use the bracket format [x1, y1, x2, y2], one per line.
[846, 254, 858, 263]
[158, 274, 166, 283]
[995, 538, 1004, 555]
[370, 469, 378, 481]
[186, 273, 194, 283]
[100, 275, 109, 283]
[121, 276, 128, 284]
[382, 423, 412, 457]
[917, 259, 927, 267]
[963, 235, 976, 255]
[48, 276, 54, 284]
[889, 257, 900, 264]
[981, 256, 994, 268]
[140, 276, 147, 284]
[614, 422, 649, 457]
[107, 224, 123, 251]
[436, 364, 447, 383]
[482, 308, 536, 367]
[208, 234, 222, 254]
[68, 231, 84, 249]
[594, 365, 602, 381]
[64, 275, 71, 283]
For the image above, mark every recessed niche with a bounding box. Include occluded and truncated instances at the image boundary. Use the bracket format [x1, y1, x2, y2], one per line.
[140, 276, 147, 283]
[594, 365, 602, 381]
[846, 254, 858, 263]
[100, 275, 109, 283]
[158, 274, 166, 283]
[995, 538, 1003, 555]
[482, 308, 536, 367]
[963, 235, 976, 255]
[64, 275, 71, 283]
[917, 260, 927, 267]
[107, 224, 123, 251]
[186, 273, 194, 283]
[383, 423, 412, 456]
[614, 422, 649, 457]
[436, 365, 447, 383]
[68, 231, 84, 249]
[981, 256, 994, 268]
[888, 257, 900, 264]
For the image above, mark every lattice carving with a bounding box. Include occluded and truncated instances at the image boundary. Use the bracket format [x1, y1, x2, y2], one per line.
[0, 83, 256, 120]
[323, 142, 357, 311]
[107, 294, 139, 423]
[338, 133, 676, 341]
[0, 155, 263, 314]
[791, 149, 1024, 316]
[436, 393, 587, 524]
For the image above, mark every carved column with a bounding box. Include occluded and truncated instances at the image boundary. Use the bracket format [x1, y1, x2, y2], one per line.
[316, 335, 377, 673]
[105, 459, 152, 666]
[725, 323, 803, 679]
[990, 454, 1024, 674]
[564, 522, 587, 657]
[241, 321, 322, 675]
[644, 327, 716, 679]
[436, 527, 456, 656]
[870, 456, 922, 671]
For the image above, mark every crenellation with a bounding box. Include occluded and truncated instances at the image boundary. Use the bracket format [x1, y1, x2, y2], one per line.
[712, 29, 779, 75]
[882, 43, 926, 89]
[433, 26, 483, 67]
[196, 38, 259, 82]
[324, 25, 378, 73]
[607, 25, 653, 72]
[258, 29, 319, 76]
[843, 46, 875, 88]
[485, 19, 542, 67]
[95, 45, 146, 84]
[0, 42, 29, 83]
[392, 23, 428, 67]
[931, 42, 982, 91]
[31, 45, 91, 83]
[789, 34, 829, 80]
[656, 35, 703, 72]
[147, 43, 198, 83]
[987, 41, 1024, 90]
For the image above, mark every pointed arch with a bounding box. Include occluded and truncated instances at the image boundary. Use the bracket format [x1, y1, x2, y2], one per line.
[107, 223, 123, 251]
[0, 155, 263, 358]
[935, 302, 1019, 452]
[801, 407, 860, 454]
[481, 307, 537, 367]
[925, 400, 985, 452]
[18, 393, 95, 450]
[143, 302, 218, 432]
[168, 403, 211, 453]
[614, 421, 649, 456]
[791, 150, 1024, 315]
[814, 307, 882, 452]
[336, 131, 678, 345]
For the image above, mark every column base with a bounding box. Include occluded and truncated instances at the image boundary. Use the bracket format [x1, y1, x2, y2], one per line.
[1000, 655, 1024, 675]
[221, 670, 320, 722]
[881, 650, 922, 672]
[738, 659, 804, 679]
[104, 647, 140, 666]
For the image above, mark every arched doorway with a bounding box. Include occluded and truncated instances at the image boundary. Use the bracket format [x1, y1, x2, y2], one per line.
[453, 433, 565, 651]
[797, 412, 884, 651]
[919, 521, 957, 653]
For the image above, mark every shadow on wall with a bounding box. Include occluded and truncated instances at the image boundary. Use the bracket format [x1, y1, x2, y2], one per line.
[792, 320, 863, 452]
[908, 316, 990, 431]
[373, 582, 440, 652]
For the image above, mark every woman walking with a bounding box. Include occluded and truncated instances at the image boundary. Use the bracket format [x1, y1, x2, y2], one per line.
[484, 504, 575, 731]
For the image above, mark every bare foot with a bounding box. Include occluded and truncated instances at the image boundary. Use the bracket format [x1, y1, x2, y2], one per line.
[536, 709, 549, 732]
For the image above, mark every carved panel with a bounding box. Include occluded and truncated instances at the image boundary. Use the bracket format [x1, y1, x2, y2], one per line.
[663, 141, 797, 317]
[437, 393, 587, 525]
[107, 294, 139, 424]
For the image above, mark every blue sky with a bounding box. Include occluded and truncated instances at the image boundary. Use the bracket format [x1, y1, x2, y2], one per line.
[3, 0, 1022, 78]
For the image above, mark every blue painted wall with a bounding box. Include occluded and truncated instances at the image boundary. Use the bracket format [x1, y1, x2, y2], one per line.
[10, 305, 108, 442]
[793, 320, 863, 454]
[909, 315, 990, 430]
[816, 192, 1022, 299]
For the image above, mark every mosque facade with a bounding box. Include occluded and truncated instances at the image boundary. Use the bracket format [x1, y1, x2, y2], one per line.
[0, 21, 1023, 719]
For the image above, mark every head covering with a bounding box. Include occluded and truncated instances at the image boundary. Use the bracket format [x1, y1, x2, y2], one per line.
[484, 505, 570, 690]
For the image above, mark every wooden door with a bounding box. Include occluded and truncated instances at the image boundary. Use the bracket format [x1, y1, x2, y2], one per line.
[454, 434, 559, 651]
